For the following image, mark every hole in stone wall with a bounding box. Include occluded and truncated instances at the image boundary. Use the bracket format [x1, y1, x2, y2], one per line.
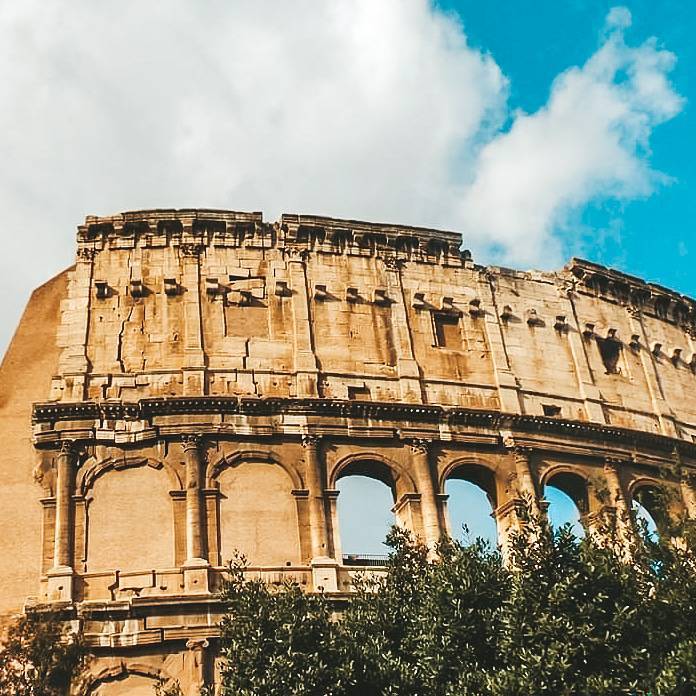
[542, 404, 562, 417]
[347, 385, 371, 401]
[596, 337, 622, 374]
[433, 313, 461, 349]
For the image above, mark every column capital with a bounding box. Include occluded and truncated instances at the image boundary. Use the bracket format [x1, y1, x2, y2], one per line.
[406, 438, 431, 455]
[603, 455, 629, 470]
[182, 434, 203, 453]
[301, 434, 322, 448]
[180, 243, 205, 257]
[58, 440, 78, 456]
[500, 431, 532, 457]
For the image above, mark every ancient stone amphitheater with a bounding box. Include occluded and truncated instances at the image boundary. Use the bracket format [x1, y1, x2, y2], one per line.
[1, 208, 696, 694]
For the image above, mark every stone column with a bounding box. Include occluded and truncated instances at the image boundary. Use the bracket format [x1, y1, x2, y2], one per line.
[47, 441, 76, 602]
[185, 638, 209, 695]
[182, 435, 209, 593]
[53, 441, 76, 570]
[408, 439, 442, 550]
[301, 435, 330, 559]
[679, 467, 696, 519]
[601, 457, 635, 551]
[183, 435, 205, 563]
[302, 435, 339, 592]
[510, 446, 541, 520]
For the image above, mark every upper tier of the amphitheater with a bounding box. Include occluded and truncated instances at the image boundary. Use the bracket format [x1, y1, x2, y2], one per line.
[34, 208, 696, 444]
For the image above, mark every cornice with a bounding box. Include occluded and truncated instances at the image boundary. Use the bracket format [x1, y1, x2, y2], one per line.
[32, 396, 696, 462]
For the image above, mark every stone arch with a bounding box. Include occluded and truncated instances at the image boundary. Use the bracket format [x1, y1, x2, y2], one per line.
[541, 467, 589, 537]
[213, 449, 303, 566]
[207, 448, 303, 490]
[439, 456, 499, 507]
[332, 452, 407, 559]
[628, 477, 672, 533]
[440, 457, 499, 545]
[77, 455, 183, 495]
[540, 466, 590, 515]
[83, 458, 177, 573]
[84, 660, 173, 695]
[330, 451, 416, 494]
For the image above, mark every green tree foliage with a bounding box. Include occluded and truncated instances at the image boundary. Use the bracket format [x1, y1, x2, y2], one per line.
[0, 611, 85, 695]
[216, 514, 696, 696]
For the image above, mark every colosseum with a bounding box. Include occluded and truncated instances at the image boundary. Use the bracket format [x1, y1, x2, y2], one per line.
[1, 208, 696, 694]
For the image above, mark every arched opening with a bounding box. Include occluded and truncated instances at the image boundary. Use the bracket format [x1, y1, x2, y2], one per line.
[90, 673, 160, 696]
[445, 465, 497, 547]
[632, 485, 666, 541]
[86, 465, 174, 573]
[544, 471, 588, 539]
[218, 461, 301, 567]
[336, 460, 396, 564]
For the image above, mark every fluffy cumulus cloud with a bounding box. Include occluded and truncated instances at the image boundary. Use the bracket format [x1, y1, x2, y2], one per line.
[0, 2, 683, 351]
[458, 8, 684, 265]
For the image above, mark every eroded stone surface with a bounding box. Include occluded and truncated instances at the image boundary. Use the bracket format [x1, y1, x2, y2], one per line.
[2, 208, 696, 694]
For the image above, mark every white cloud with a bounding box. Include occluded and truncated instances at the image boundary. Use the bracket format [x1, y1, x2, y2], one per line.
[0, 2, 683, 353]
[458, 8, 683, 266]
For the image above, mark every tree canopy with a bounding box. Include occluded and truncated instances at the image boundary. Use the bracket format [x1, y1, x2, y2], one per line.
[216, 513, 696, 696]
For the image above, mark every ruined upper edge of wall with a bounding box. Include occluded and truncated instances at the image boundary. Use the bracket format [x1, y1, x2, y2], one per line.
[77, 208, 471, 264]
[77, 208, 695, 322]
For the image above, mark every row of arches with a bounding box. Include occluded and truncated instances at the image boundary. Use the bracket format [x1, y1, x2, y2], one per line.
[337, 465, 662, 555]
[49, 446, 676, 581]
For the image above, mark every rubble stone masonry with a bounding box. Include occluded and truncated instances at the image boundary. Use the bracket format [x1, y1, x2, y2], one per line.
[2, 208, 696, 693]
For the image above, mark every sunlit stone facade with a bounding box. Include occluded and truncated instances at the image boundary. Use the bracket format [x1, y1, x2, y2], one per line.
[1, 209, 696, 693]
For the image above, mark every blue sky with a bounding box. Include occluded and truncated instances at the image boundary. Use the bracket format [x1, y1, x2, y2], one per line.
[442, 0, 695, 297]
[0, 1, 687, 548]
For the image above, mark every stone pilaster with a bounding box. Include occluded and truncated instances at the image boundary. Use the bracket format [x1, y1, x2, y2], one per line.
[301, 435, 330, 560]
[509, 444, 541, 520]
[53, 441, 75, 570]
[185, 638, 209, 695]
[183, 435, 206, 563]
[600, 457, 636, 550]
[47, 441, 76, 602]
[383, 258, 423, 403]
[679, 467, 696, 519]
[182, 435, 209, 593]
[180, 242, 206, 395]
[407, 438, 442, 550]
[289, 258, 320, 397]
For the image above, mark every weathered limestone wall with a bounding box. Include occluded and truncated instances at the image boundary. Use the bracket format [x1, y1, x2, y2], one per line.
[0, 270, 68, 619]
[4, 209, 696, 694]
[44, 210, 696, 439]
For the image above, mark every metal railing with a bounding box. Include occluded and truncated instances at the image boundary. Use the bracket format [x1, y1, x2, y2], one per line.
[342, 554, 389, 567]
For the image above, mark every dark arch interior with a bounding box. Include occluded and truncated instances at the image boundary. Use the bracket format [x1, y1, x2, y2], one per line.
[545, 471, 588, 514]
[633, 484, 668, 534]
[447, 464, 497, 508]
[336, 460, 396, 497]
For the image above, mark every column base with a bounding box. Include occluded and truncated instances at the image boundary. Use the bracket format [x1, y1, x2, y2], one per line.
[310, 557, 340, 593]
[46, 566, 74, 603]
[183, 558, 210, 594]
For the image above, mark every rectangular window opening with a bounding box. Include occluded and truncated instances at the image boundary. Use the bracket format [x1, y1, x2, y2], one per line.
[433, 313, 461, 349]
[347, 386, 371, 401]
[542, 404, 562, 417]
